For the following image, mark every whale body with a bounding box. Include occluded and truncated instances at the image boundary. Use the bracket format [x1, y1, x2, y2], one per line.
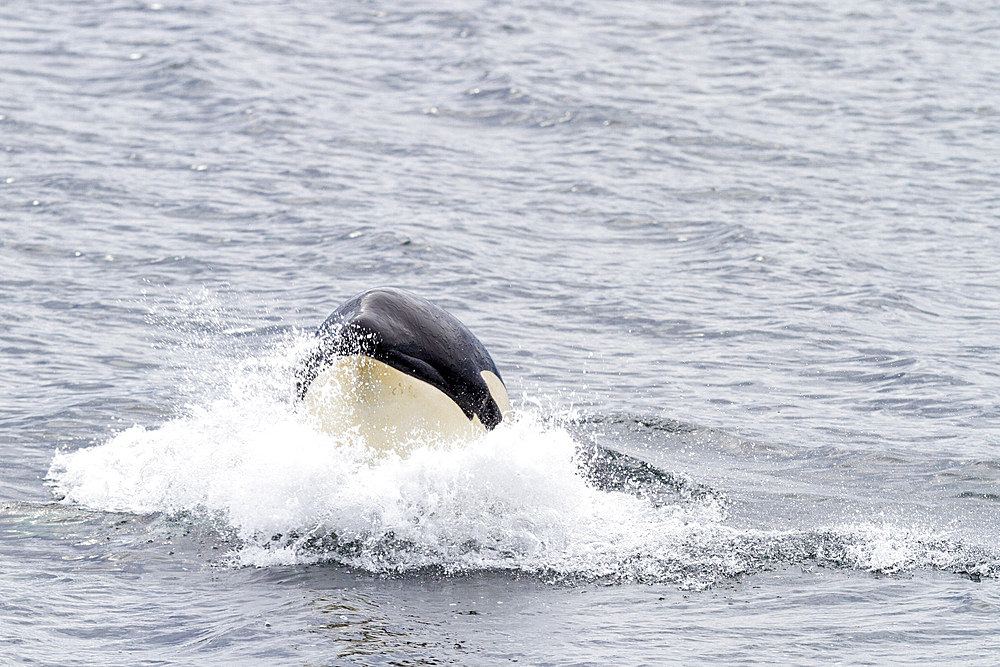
[296, 288, 510, 449]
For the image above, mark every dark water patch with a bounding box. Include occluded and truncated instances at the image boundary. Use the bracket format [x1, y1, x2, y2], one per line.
[575, 443, 720, 505]
[957, 492, 1000, 502]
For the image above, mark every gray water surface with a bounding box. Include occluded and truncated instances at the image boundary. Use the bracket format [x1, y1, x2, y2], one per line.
[2, 0, 1000, 664]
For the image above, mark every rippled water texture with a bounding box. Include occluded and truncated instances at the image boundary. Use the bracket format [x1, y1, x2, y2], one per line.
[2, 0, 1000, 664]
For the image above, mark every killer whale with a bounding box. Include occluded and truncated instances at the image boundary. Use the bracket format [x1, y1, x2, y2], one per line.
[296, 288, 510, 448]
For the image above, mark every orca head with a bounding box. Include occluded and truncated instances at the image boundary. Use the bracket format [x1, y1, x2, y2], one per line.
[297, 288, 510, 439]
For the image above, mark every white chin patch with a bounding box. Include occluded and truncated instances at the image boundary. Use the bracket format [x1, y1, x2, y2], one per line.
[302, 355, 499, 453]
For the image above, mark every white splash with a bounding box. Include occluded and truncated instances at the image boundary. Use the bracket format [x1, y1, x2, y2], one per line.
[49, 386, 725, 577]
[46, 322, 996, 583]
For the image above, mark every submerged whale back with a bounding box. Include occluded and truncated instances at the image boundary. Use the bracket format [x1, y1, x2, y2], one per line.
[297, 288, 509, 441]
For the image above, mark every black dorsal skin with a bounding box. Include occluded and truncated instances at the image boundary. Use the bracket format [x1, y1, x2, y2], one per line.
[296, 288, 506, 430]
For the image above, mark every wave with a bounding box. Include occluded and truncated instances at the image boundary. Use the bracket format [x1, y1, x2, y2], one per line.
[45, 331, 999, 588]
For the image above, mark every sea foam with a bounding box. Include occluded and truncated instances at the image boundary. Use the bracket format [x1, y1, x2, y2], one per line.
[47, 328, 997, 585]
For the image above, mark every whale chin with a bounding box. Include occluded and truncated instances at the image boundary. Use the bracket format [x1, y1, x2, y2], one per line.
[302, 355, 510, 452]
[297, 288, 511, 452]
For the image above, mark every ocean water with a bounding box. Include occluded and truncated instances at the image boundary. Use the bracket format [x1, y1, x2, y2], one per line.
[2, 0, 1000, 663]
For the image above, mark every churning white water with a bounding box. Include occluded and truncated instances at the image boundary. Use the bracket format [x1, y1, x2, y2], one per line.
[47, 330, 995, 587]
